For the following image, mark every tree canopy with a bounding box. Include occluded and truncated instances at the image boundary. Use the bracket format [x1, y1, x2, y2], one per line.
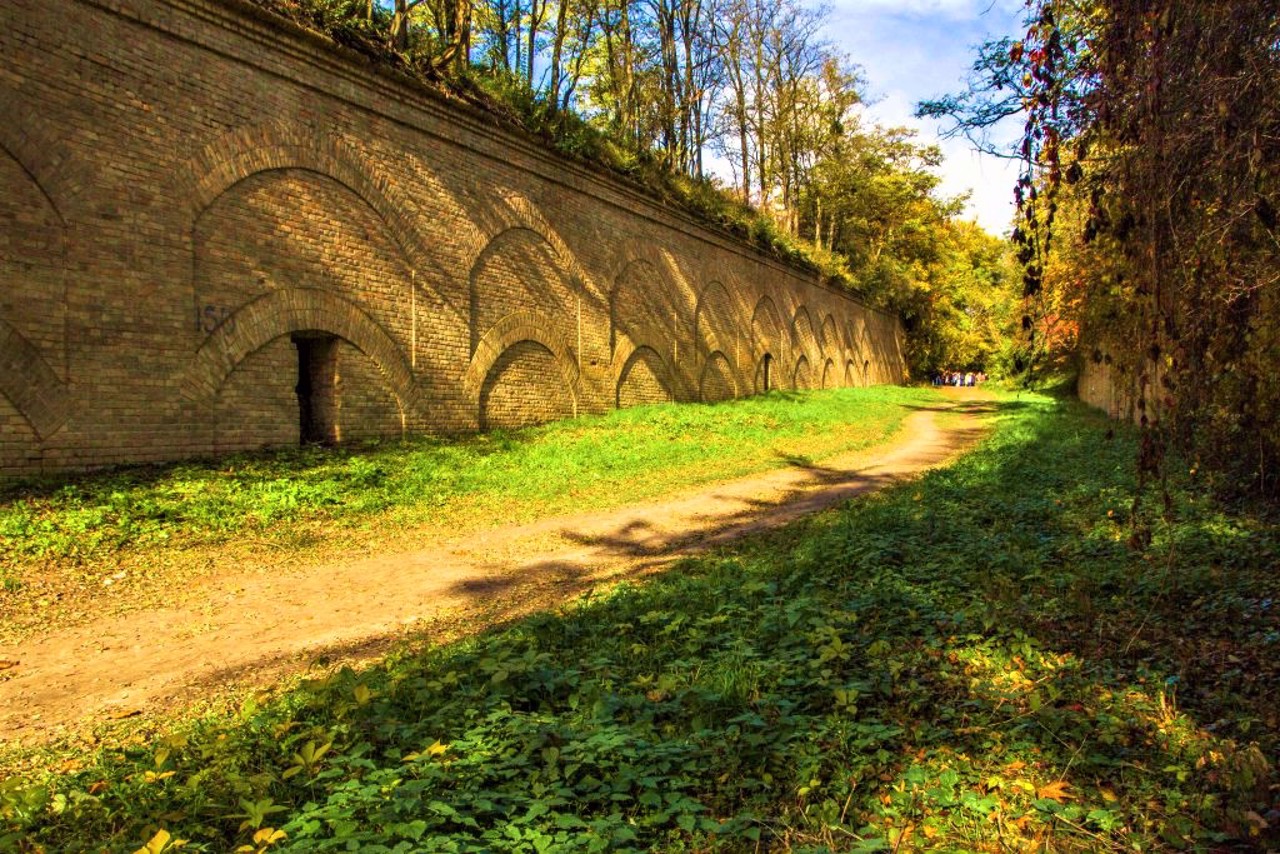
[924, 0, 1279, 499]
[253, 0, 1021, 377]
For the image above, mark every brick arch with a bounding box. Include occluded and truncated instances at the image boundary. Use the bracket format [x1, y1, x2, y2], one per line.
[611, 257, 672, 355]
[820, 357, 836, 389]
[850, 316, 871, 386]
[791, 305, 819, 366]
[751, 295, 785, 354]
[182, 288, 419, 415]
[0, 87, 91, 215]
[616, 345, 674, 408]
[818, 313, 838, 360]
[462, 310, 580, 406]
[468, 190, 593, 295]
[699, 350, 738, 402]
[0, 129, 72, 441]
[604, 240, 677, 287]
[792, 355, 813, 390]
[694, 280, 737, 358]
[0, 320, 72, 440]
[839, 320, 855, 369]
[610, 323, 671, 387]
[0, 140, 67, 230]
[469, 225, 583, 358]
[187, 123, 451, 295]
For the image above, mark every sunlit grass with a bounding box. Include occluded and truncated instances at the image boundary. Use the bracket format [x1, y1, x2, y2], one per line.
[0, 387, 935, 569]
[6, 391, 1277, 851]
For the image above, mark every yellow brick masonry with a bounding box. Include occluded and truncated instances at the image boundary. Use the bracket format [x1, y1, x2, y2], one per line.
[0, 0, 907, 476]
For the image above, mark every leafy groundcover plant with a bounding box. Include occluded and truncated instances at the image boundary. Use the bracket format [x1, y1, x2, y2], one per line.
[3, 390, 1277, 851]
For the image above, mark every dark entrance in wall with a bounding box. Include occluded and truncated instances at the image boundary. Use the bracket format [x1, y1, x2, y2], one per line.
[293, 332, 339, 445]
[762, 353, 774, 392]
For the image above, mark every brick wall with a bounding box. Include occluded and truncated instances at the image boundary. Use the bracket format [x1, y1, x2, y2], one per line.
[0, 0, 908, 476]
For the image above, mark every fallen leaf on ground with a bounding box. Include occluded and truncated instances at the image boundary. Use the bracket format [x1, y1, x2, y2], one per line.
[1037, 780, 1073, 802]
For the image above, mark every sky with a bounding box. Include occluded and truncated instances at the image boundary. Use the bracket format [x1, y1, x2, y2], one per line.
[823, 0, 1028, 235]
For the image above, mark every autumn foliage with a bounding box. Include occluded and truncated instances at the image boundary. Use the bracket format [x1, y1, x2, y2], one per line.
[1015, 0, 1280, 498]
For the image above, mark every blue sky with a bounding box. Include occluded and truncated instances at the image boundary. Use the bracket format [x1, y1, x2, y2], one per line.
[824, 0, 1027, 235]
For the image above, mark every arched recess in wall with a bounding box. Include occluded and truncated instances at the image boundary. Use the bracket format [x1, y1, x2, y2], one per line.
[191, 160, 429, 449]
[616, 345, 673, 408]
[0, 126, 73, 445]
[187, 123, 457, 278]
[850, 316, 872, 387]
[792, 355, 812, 391]
[467, 191, 594, 292]
[611, 249, 686, 406]
[844, 360, 857, 388]
[818, 313, 838, 369]
[462, 310, 580, 431]
[835, 318, 854, 386]
[469, 225, 584, 357]
[183, 289, 418, 451]
[863, 313, 893, 384]
[694, 280, 740, 386]
[821, 358, 836, 389]
[751, 295, 785, 394]
[699, 351, 737, 402]
[791, 306, 819, 389]
[608, 241, 695, 350]
[467, 190, 603, 363]
[184, 125, 455, 355]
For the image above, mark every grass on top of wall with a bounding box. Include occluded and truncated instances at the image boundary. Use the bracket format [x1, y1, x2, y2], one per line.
[0, 386, 937, 570]
[5, 390, 1278, 852]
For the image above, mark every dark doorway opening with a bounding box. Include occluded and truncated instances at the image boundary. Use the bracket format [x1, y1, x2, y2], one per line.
[293, 333, 339, 445]
[763, 353, 774, 392]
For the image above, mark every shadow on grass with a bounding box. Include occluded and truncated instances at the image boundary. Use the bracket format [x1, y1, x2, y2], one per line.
[12, 394, 1278, 852]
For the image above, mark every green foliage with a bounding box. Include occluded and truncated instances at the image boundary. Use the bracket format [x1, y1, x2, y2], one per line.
[934, 0, 1280, 494]
[238, 0, 1022, 367]
[6, 392, 1277, 851]
[0, 387, 920, 567]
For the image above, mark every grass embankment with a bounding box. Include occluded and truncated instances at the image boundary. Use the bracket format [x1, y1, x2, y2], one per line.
[0, 387, 929, 641]
[5, 390, 1279, 852]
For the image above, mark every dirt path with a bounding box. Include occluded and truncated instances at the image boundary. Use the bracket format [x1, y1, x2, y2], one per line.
[0, 394, 992, 746]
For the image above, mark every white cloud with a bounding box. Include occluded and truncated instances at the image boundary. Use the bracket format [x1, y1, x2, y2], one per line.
[818, 0, 1026, 233]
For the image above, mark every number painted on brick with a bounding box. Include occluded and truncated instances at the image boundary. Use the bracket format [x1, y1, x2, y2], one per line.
[196, 304, 236, 334]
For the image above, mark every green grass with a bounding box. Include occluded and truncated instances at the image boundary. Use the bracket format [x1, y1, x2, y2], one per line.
[4, 391, 1278, 852]
[0, 386, 929, 567]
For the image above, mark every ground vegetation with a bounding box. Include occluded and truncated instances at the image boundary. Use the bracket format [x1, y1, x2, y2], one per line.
[3, 389, 1277, 851]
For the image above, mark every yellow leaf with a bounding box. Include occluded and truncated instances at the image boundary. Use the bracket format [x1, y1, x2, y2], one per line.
[1099, 787, 1118, 802]
[922, 824, 938, 839]
[133, 829, 170, 854]
[254, 827, 287, 844]
[1036, 780, 1073, 802]
[1003, 760, 1027, 772]
[426, 739, 449, 756]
